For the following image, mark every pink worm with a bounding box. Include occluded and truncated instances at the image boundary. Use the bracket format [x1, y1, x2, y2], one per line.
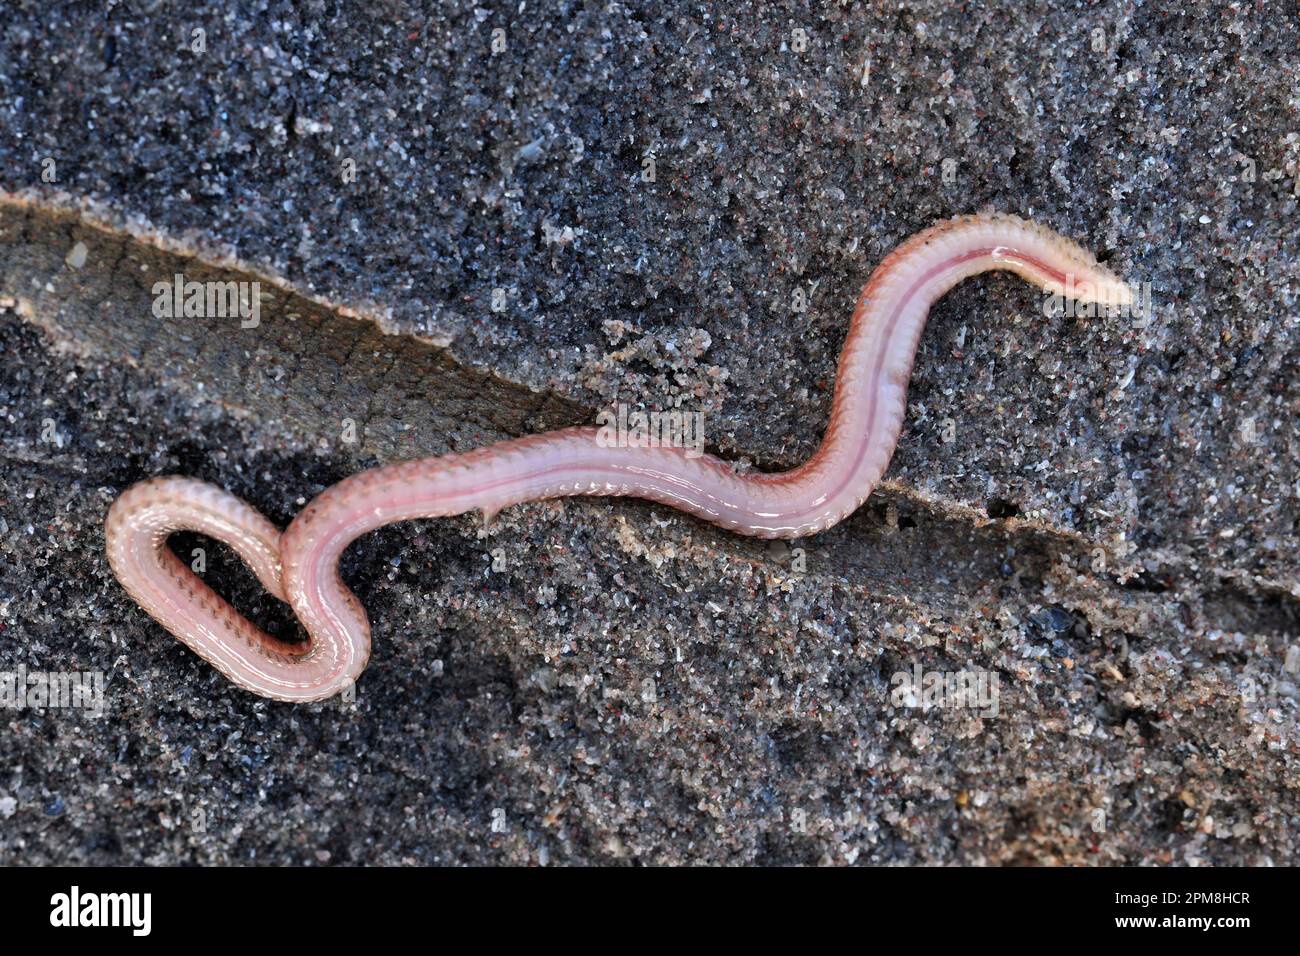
[105, 213, 1131, 701]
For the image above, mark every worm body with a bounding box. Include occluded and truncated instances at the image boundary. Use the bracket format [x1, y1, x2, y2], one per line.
[105, 213, 1131, 700]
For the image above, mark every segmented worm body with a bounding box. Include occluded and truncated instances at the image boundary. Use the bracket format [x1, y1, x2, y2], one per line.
[105, 213, 1131, 701]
